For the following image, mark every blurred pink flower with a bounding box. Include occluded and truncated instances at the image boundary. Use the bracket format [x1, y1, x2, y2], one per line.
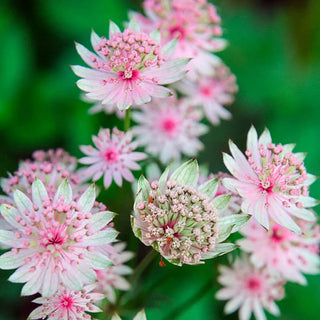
[174, 63, 238, 125]
[223, 126, 318, 233]
[132, 96, 208, 164]
[72, 20, 189, 110]
[216, 255, 285, 320]
[28, 284, 104, 320]
[79, 128, 146, 189]
[133, 0, 226, 78]
[95, 242, 134, 303]
[0, 179, 117, 297]
[238, 218, 320, 284]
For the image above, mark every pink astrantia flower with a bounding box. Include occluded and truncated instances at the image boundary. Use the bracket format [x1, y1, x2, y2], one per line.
[174, 63, 238, 125]
[28, 284, 104, 320]
[132, 96, 208, 164]
[79, 128, 146, 189]
[133, 0, 226, 78]
[216, 255, 285, 320]
[238, 218, 320, 284]
[95, 242, 134, 303]
[72, 20, 189, 110]
[0, 149, 82, 203]
[223, 126, 319, 234]
[0, 179, 117, 297]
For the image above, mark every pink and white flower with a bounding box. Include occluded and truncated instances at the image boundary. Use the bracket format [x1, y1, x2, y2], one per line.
[28, 284, 104, 320]
[238, 218, 320, 284]
[79, 128, 146, 189]
[216, 255, 285, 320]
[174, 63, 238, 125]
[95, 242, 134, 303]
[133, 0, 226, 78]
[0, 179, 118, 297]
[132, 96, 208, 164]
[72, 20, 189, 110]
[223, 126, 319, 233]
[1, 149, 82, 202]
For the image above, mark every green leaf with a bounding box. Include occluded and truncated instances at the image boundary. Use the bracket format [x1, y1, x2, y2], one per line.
[198, 178, 219, 198]
[170, 159, 199, 187]
[212, 194, 231, 210]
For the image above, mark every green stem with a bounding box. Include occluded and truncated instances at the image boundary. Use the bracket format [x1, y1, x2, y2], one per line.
[124, 108, 131, 131]
[129, 249, 158, 284]
[163, 280, 213, 320]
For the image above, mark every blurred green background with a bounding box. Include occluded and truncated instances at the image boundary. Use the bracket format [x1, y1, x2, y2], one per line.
[0, 0, 320, 319]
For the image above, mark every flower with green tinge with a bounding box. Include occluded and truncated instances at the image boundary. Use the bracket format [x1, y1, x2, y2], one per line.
[72, 20, 189, 111]
[216, 255, 285, 320]
[223, 126, 319, 234]
[131, 159, 249, 266]
[112, 309, 147, 320]
[28, 284, 104, 320]
[0, 179, 118, 297]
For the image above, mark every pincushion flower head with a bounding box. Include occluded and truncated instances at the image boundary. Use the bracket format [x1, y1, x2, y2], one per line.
[131, 159, 249, 266]
[0, 179, 118, 297]
[28, 284, 104, 320]
[216, 255, 285, 320]
[72, 19, 190, 111]
[238, 218, 320, 284]
[79, 127, 147, 189]
[132, 95, 208, 164]
[174, 62, 238, 125]
[223, 126, 319, 234]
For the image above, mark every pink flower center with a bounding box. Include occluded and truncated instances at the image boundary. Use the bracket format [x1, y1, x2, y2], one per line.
[119, 69, 139, 81]
[168, 25, 186, 40]
[270, 225, 291, 244]
[160, 117, 179, 136]
[200, 86, 213, 97]
[104, 148, 118, 163]
[259, 178, 274, 194]
[246, 276, 262, 293]
[60, 296, 74, 309]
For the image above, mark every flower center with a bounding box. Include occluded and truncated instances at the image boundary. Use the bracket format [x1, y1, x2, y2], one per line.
[60, 296, 74, 309]
[200, 86, 213, 97]
[119, 68, 139, 81]
[270, 225, 291, 244]
[168, 25, 186, 40]
[260, 178, 273, 193]
[161, 117, 178, 135]
[246, 276, 262, 293]
[104, 148, 118, 163]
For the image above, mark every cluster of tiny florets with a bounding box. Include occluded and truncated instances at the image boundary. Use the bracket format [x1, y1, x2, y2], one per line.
[93, 29, 165, 77]
[134, 179, 218, 264]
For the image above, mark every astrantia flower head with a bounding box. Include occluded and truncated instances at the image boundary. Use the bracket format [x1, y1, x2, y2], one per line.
[79, 127, 146, 189]
[223, 126, 319, 233]
[131, 160, 249, 266]
[0, 179, 118, 297]
[133, 0, 226, 78]
[132, 95, 208, 164]
[95, 242, 134, 303]
[216, 255, 285, 320]
[1, 149, 82, 202]
[72, 20, 189, 110]
[174, 62, 238, 125]
[238, 218, 320, 284]
[28, 284, 104, 320]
